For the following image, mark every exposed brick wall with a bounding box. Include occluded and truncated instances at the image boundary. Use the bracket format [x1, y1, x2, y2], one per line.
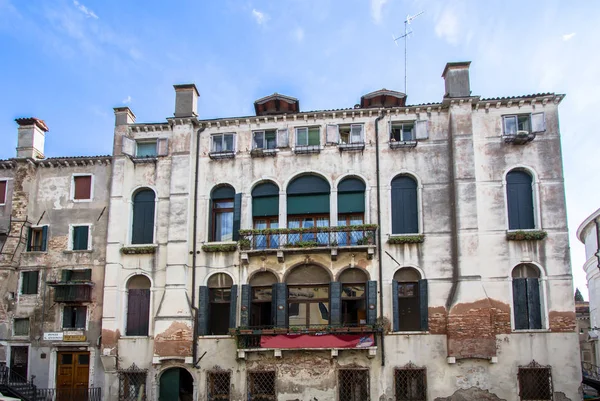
[154, 321, 193, 357]
[549, 311, 576, 332]
[429, 306, 447, 334]
[447, 300, 498, 359]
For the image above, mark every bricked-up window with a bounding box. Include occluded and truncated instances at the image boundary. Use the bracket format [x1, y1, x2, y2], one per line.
[512, 264, 542, 330]
[207, 371, 230, 401]
[395, 364, 426, 401]
[518, 361, 552, 400]
[126, 275, 151, 336]
[73, 175, 92, 200]
[339, 369, 369, 401]
[13, 318, 29, 336]
[248, 371, 275, 401]
[21, 271, 39, 295]
[119, 363, 147, 401]
[63, 305, 87, 329]
[506, 170, 535, 230]
[26, 226, 48, 252]
[0, 180, 6, 204]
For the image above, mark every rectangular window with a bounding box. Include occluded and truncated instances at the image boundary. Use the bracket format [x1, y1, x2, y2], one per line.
[339, 369, 369, 401]
[212, 133, 235, 152]
[518, 364, 552, 400]
[288, 216, 329, 245]
[288, 286, 329, 327]
[207, 371, 231, 401]
[251, 287, 273, 327]
[503, 113, 546, 136]
[136, 141, 157, 157]
[390, 122, 415, 142]
[253, 130, 277, 150]
[337, 214, 365, 246]
[248, 371, 275, 401]
[253, 218, 279, 249]
[62, 306, 87, 330]
[21, 271, 39, 295]
[295, 127, 320, 146]
[213, 200, 234, 242]
[13, 318, 29, 337]
[0, 180, 6, 204]
[27, 226, 48, 252]
[71, 225, 90, 251]
[395, 366, 426, 401]
[339, 124, 364, 144]
[73, 175, 92, 200]
[119, 370, 147, 401]
[209, 288, 231, 335]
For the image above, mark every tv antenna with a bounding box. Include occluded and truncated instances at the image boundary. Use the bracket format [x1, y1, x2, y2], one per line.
[393, 11, 424, 94]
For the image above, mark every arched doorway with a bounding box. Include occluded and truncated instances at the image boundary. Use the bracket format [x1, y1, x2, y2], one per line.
[159, 367, 194, 401]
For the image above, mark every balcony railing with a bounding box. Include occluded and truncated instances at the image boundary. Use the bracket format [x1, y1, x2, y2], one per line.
[35, 387, 102, 401]
[51, 284, 92, 302]
[238, 225, 377, 252]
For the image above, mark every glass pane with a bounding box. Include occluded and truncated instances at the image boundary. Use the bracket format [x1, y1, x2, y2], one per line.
[517, 115, 530, 132]
[342, 285, 365, 298]
[311, 302, 329, 324]
[402, 124, 414, 141]
[253, 132, 264, 149]
[296, 128, 307, 145]
[254, 220, 267, 229]
[288, 303, 306, 325]
[215, 201, 234, 208]
[61, 354, 73, 365]
[136, 142, 157, 157]
[398, 283, 416, 297]
[265, 131, 277, 149]
[288, 286, 329, 299]
[224, 134, 234, 151]
[215, 212, 233, 241]
[253, 288, 272, 301]
[212, 135, 223, 152]
[504, 116, 517, 135]
[350, 215, 364, 225]
[78, 354, 90, 365]
[308, 127, 320, 145]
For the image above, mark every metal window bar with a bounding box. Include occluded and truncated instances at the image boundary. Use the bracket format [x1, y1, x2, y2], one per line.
[395, 365, 426, 401]
[118, 364, 147, 401]
[207, 371, 231, 401]
[518, 361, 552, 401]
[248, 371, 276, 401]
[338, 368, 369, 401]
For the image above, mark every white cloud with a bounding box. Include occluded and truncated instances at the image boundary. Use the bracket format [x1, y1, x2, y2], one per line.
[252, 9, 269, 25]
[434, 6, 460, 45]
[122, 95, 131, 104]
[370, 0, 388, 24]
[563, 32, 576, 41]
[294, 27, 304, 42]
[73, 0, 98, 19]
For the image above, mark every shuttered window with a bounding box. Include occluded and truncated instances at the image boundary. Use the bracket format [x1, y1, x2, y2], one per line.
[391, 176, 418, 234]
[132, 190, 155, 244]
[73, 176, 92, 200]
[72, 226, 90, 250]
[27, 226, 48, 252]
[13, 318, 29, 336]
[252, 182, 279, 217]
[506, 170, 535, 230]
[199, 274, 236, 335]
[21, 271, 39, 295]
[287, 175, 330, 215]
[63, 306, 87, 329]
[0, 180, 6, 204]
[126, 289, 150, 335]
[338, 178, 365, 214]
[512, 264, 542, 330]
[392, 268, 428, 332]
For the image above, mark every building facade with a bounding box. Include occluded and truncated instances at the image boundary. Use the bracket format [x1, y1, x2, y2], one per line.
[0, 118, 110, 397]
[97, 61, 580, 401]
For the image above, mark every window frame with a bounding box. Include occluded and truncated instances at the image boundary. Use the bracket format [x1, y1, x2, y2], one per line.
[62, 305, 88, 330]
[211, 133, 236, 153]
[390, 121, 416, 142]
[26, 225, 48, 253]
[13, 318, 30, 337]
[504, 168, 539, 231]
[71, 174, 94, 202]
[253, 130, 278, 150]
[502, 112, 546, 136]
[253, 217, 279, 249]
[0, 179, 7, 205]
[212, 198, 235, 242]
[511, 264, 546, 331]
[20, 271, 39, 295]
[135, 140, 158, 158]
[339, 124, 365, 145]
[69, 224, 92, 251]
[209, 286, 232, 335]
[390, 174, 421, 235]
[294, 126, 321, 147]
[130, 188, 157, 245]
[287, 284, 330, 328]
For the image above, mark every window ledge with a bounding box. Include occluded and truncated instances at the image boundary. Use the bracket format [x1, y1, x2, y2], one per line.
[63, 249, 93, 254]
[72, 199, 92, 203]
[121, 336, 152, 339]
[387, 331, 430, 335]
[24, 251, 47, 255]
[338, 142, 365, 151]
[293, 145, 321, 154]
[387, 234, 425, 244]
[209, 151, 236, 160]
[198, 335, 234, 339]
[250, 148, 278, 158]
[131, 156, 158, 164]
[512, 329, 551, 333]
[506, 230, 547, 241]
[202, 242, 238, 253]
[389, 140, 418, 149]
[120, 245, 158, 255]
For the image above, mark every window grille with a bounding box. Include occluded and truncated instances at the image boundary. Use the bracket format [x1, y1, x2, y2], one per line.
[338, 368, 369, 401]
[395, 363, 426, 401]
[518, 360, 552, 401]
[207, 371, 230, 401]
[248, 371, 276, 401]
[118, 363, 147, 401]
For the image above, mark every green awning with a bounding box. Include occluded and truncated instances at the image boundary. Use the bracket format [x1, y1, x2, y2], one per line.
[338, 192, 365, 214]
[253, 196, 279, 217]
[287, 194, 330, 214]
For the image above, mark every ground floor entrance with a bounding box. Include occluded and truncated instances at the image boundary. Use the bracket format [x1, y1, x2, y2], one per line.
[159, 367, 194, 401]
[9, 346, 28, 380]
[56, 351, 90, 400]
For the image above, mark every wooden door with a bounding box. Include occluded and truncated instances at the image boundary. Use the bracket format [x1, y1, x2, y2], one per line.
[9, 346, 28, 381]
[159, 368, 180, 401]
[57, 352, 89, 400]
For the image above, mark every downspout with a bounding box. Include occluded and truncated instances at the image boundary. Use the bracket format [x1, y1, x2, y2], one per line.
[192, 126, 205, 367]
[595, 218, 600, 270]
[374, 110, 385, 366]
[445, 111, 460, 310]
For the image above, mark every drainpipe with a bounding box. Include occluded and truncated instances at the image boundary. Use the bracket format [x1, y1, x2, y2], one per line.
[192, 127, 205, 368]
[374, 110, 385, 366]
[595, 219, 600, 270]
[445, 112, 460, 310]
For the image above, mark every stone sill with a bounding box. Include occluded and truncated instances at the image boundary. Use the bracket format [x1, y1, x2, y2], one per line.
[24, 251, 47, 255]
[120, 244, 158, 255]
[63, 250, 93, 254]
[198, 335, 234, 339]
[121, 336, 152, 340]
[512, 329, 551, 333]
[387, 331, 429, 335]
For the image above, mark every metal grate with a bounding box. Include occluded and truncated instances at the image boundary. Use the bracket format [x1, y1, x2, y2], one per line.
[118, 363, 147, 401]
[395, 364, 426, 401]
[339, 368, 369, 401]
[207, 371, 231, 401]
[248, 371, 276, 401]
[518, 360, 552, 401]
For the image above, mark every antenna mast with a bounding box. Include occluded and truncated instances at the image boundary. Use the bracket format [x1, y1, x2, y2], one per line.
[393, 11, 424, 94]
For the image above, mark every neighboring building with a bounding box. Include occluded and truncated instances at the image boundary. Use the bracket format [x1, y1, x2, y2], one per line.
[99, 61, 580, 401]
[0, 118, 110, 397]
[575, 290, 595, 365]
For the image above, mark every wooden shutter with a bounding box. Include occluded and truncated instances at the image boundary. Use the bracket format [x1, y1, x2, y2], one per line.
[240, 285, 251, 327]
[0, 181, 6, 204]
[531, 112, 546, 133]
[326, 125, 339, 144]
[274, 283, 287, 328]
[26, 227, 32, 251]
[512, 279, 529, 330]
[391, 177, 418, 234]
[366, 280, 377, 325]
[63, 306, 73, 328]
[132, 191, 156, 244]
[121, 136, 135, 156]
[419, 279, 428, 331]
[41, 226, 48, 252]
[157, 138, 169, 156]
[271, 283, 278, 326]
[198, 286, 210, 335]
[73, 226, 89, 250]
[75, 306, 87, 329]
[526, 278, 542, 329]
[127, 289, 150, 336]
[22, 271, 38, 295]
[277, 128, 289, 148]
[329, 282, 342, 327]
[229, 285, 238, 329]
[415, 120, 429, 140]
[506, 172, 534, 230]
[208, 199, 214, 242]
[232, 194, 242, 241]
[74, 176, 92, 200]
[392, 280, 400, 332]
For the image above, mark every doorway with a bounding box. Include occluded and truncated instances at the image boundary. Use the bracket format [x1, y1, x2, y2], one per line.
[159, 367, 194, 401]
[9, 346, 28, 381]
[56, 351, 90, 399]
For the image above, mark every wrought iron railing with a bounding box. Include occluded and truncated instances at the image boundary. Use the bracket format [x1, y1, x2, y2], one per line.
[238, 225, 377, 251]
[35, 387, 102, 401]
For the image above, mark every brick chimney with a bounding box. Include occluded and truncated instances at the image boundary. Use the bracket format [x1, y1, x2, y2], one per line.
[15, 118, 49, 159]
[114, 107, 136, 126]
[442, 61, 472, 98]
[173, 84, 199, 117]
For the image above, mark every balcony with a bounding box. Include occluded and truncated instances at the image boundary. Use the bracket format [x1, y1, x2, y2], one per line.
[51, 284, 92, 302]
[503, 130, 535, 145]
[238, 225, 377, 261]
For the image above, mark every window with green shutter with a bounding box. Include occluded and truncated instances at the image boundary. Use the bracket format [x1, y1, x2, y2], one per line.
[21, 271, 39, 295]
[13, 318, 29, 336]
[391, 175, 419, 234]
[72, 225, 90, 250]
[63, 306, 87, 329]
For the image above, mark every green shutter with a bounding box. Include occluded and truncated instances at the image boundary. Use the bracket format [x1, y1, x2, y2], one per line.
[527, 278, 542, 329]
[419, 279, 428, 331]
[252, 196, 279, 217]
[198, 286, 209, 335]
[338, 192, 365, 214]
[208, 199, 214, 242]
[73, 226, 89, 250]
[229, 285, 238, 329]
[159, 368, 180, 401]
[287, 194, 330, 214]
[329, 282, 342, 327]
[41, 226, 48, 251]
[274, 283, 287, 328]
[75, 306, 87, 328]
[392, 280, 400, 331]
[308, 128, 320, 145]
[232, 194, 242, 241]
[366, 280, 377, 325]
[26, 227, 32, 251]
[513, 279, 528, 329]
[240, 285, 251, 327]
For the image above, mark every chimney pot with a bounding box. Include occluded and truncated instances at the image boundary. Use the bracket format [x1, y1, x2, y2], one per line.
[173, 84, 199, 118]
[15, 118, 48, 159]
[442, 61, 472, 98]
[114, 107, 136, 126]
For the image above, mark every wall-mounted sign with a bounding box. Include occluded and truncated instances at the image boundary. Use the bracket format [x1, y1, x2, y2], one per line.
[43, 332, 64, 341]
[63, 334, 86, 342]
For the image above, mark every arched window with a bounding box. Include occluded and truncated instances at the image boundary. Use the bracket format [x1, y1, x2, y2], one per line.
[287, 175, 330, 244]
[337, 177, 366, 245]
[392, 267, 428, 332]
[391, 175, 418, 234]
[339, 269, 368, 326]
[132, 189, 155, 244]
[198, 273, 237, 335]
[506, 170, 535, 230]
[126, 275, 151, 336]
[286, 265, 330, 328]
[210, 185, 241, 242]
[252, 182, 279, 249]
[512, 264, 542, 330]
[241, 271, 278, 328]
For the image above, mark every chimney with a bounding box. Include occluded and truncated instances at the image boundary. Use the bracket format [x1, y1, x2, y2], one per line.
[442, 61, 472, 98]
[114, 107, 136, 126]
[15, 118, 49, 159]
[173, 84, 199, 117]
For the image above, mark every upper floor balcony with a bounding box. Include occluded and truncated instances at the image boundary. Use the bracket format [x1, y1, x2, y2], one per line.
[48, 269, 93, 303]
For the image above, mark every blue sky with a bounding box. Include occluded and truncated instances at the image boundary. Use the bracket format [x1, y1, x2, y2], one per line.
[0, 0, 598, 297]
